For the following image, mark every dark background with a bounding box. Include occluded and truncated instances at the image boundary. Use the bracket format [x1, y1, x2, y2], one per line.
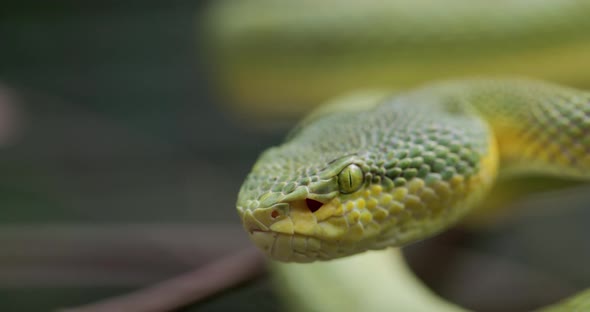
[0, 2, 589, 311]
[1, 1, 282, 310]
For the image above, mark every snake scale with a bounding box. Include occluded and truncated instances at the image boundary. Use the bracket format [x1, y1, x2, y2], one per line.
[205, 1, 590, 311]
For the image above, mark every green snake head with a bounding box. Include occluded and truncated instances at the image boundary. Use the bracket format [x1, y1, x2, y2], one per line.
[237, 149, 372, 263]
[237, 92, 498, 263]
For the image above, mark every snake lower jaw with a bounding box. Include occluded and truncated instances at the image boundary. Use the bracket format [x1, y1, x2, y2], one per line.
[249, 228, 357, 263]
[248, 228, 375, 263]
[248, 230, 314, 263]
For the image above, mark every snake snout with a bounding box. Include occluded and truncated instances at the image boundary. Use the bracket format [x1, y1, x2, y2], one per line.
[242, 197, 332, 237]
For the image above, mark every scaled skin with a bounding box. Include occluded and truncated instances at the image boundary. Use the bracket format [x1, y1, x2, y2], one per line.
[237, 79, 590, 263]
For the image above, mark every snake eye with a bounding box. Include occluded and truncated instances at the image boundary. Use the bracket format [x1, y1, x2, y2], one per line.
[338, 164, 364, 194]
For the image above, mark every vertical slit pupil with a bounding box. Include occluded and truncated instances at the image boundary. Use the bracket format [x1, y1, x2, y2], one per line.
[305, 198, 323, 212]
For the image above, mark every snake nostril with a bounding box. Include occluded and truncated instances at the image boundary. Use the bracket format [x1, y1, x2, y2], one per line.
[305, 198, 323, 213]
[270, 210, 280, 218]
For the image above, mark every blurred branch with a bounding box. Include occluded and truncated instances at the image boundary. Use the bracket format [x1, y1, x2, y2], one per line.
[62, 247, 266, 312]
[0, 223, 249, 287]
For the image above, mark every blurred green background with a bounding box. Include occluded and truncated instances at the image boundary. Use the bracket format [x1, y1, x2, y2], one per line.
[0, 1, 589, 311]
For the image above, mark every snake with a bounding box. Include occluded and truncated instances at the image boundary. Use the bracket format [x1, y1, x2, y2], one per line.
[204, 1, 590, 311]
[235, 79, 590, 311]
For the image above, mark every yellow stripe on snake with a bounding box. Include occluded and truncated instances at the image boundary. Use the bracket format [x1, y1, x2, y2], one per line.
[204, 1, 590, 312]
